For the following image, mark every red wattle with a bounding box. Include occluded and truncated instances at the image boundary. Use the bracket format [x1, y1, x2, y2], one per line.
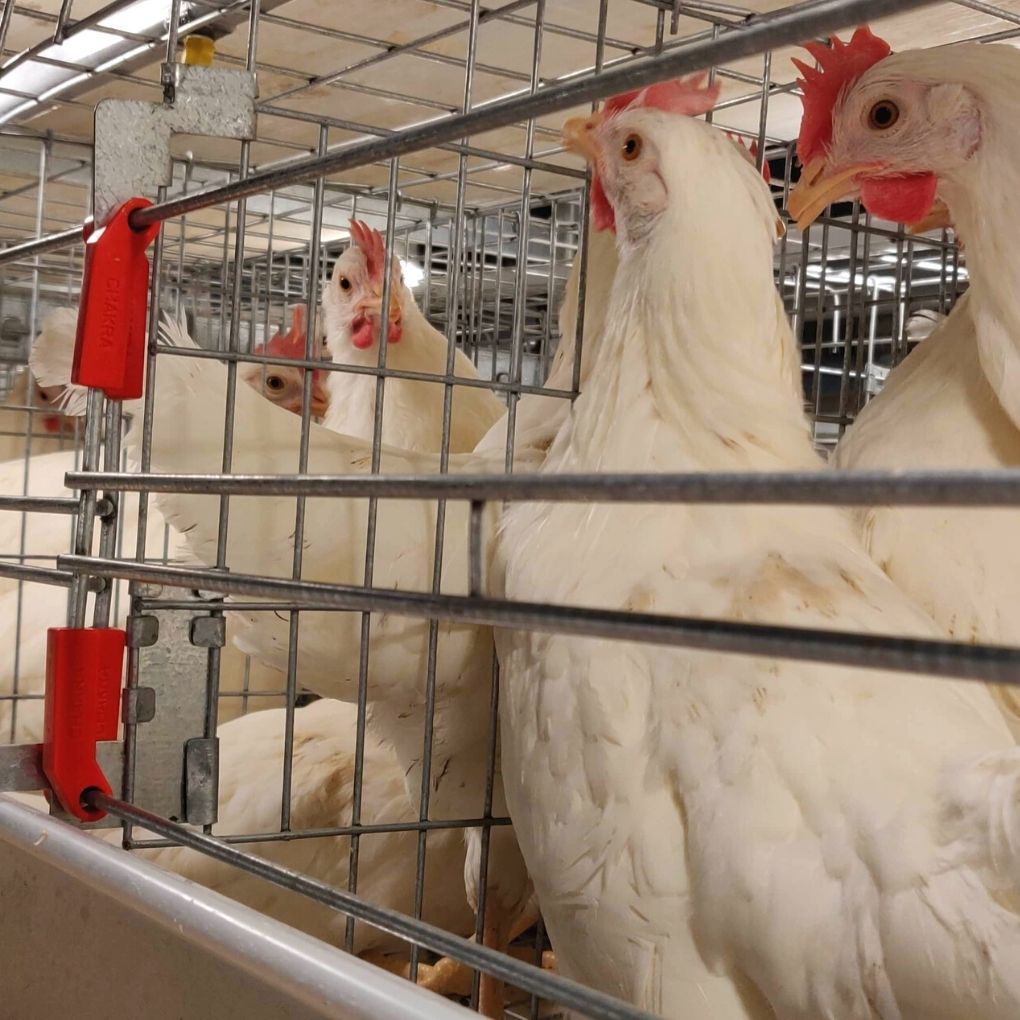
[860, 172, 937, 227]
[351, 315, 375, 350]
[591, 175, 616, 233]
[386, 320, 403, 344]
[42, 415, 61, 433]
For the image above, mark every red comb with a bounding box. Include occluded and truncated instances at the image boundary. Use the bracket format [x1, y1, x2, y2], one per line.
[349, 218, 386, 284]
[793, 26, 892, 164]
[725, 133, 773, 185]
[259, 303, 309, 361]
[604, 72, 720, 120]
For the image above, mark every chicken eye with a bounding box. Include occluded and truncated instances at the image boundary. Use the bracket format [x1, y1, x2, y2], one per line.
[867, 100, 900, 131]
[622, 134, 643, 161]
[265, 375, 285, 391]
[339, 276, 352, 291]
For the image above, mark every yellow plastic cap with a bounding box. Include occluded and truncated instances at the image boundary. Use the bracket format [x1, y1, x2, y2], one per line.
[183, 35, 215, 66]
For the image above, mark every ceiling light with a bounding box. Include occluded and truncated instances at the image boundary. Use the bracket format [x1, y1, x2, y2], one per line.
[400, 259, 425, 289]
[0, 0, 193, 125]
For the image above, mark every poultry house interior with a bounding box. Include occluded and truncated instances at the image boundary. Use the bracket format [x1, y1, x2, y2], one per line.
[0, 1, 1018, 1018]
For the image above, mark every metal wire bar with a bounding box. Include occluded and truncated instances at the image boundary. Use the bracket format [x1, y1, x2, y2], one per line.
[149, 338, 577, 398]
[85, 790, 659, 1020]
[61, 556, 1020, 686]
[125, 813, 512, 850]
[0, 495, 79, 514]
[0, 562, 74, 586]
[65, 469, 1020, 506]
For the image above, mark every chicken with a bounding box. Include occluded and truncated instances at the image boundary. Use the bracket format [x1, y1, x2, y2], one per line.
[1, 301, 343, 742]
[238, 303, 330, 419]
[727, 133, 773, 185]
[787, 27, 1020, 737]
[474, 105, 772, 464]
[320, 219, 504, 453]
[10, 698, 478, 982]
[494, 77, 1020, 1019]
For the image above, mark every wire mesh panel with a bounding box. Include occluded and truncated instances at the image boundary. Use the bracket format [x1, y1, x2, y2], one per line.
[1, 1, 1018, 1018]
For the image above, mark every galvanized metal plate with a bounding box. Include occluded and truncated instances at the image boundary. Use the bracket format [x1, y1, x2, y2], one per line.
[93, 65, 257, 224]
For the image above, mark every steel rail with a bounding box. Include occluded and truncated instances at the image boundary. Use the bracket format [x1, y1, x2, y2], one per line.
[64, 468, 1020, 506]
[60, 555, 1020, 685]
[0, 495, 80, 514]
[0, 562, 74, 586]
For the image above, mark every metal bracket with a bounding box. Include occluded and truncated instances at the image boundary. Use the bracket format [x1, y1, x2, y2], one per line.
[93, 64, 257, 224]
[184, 737, 219, 826]
[127, 587, 222, 825]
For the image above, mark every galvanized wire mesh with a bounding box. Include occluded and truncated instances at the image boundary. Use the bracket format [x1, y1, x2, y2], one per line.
[0, 0, 1013, 1017]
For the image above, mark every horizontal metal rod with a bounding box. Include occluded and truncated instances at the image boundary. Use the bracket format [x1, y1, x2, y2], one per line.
[87, 792, 657, 1020]
[0, 562, 74, 587]
[0, 225, 83, 264]
[60, 556, 1020, 685]
[127, 813, 513, 850]
[64, 469, 1020, 506]
[149, 342, 570, 398]
[0, 495, 80, 515]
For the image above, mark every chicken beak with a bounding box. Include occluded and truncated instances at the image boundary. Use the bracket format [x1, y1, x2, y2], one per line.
[786, 157, 870, 231]
[310, 372, 329, 417]
[355, 295, 383, 317]
[358, 284, 401, 323]
[562, 113, 604, 163]
[907, 198, 952, 235]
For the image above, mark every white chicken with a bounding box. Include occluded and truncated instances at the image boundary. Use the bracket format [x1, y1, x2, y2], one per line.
[10, 697, 479, 984]
[494, 77, 1020, 1019]
[320, 219, 504, 453]
[787, 27, 1020, 737]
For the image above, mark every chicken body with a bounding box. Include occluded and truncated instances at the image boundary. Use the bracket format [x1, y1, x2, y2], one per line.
[321, 222, 504, 453]
[787, 37, 1020, 738]
[833, 294, 1020, 733]
[496, 101, 1020, 1019]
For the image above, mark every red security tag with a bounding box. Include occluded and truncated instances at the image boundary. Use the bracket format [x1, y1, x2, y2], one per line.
[72, 197, 161, 400]
[42, 627, 126, 822]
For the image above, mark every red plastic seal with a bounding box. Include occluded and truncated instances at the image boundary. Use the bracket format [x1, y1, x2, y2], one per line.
[42, 627, 126, 822]
[72, 197, 161, 400]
